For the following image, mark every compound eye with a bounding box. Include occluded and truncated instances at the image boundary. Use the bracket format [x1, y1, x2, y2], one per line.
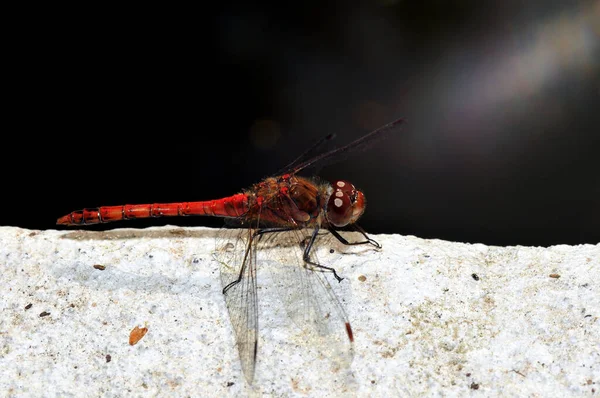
[326, 180, 365, 227]
[327, 188, 352, 227]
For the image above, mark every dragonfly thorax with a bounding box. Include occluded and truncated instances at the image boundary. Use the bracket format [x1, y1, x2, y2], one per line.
[325, 180, 366, 228]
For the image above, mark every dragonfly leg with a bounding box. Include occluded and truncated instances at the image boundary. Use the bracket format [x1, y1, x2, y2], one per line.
[221, 227, 297, 295]
[303, 226, 344, 283]
[255, 227, 297, 237]
[222, 232, 254, 295]
[329, 225, 381, 249]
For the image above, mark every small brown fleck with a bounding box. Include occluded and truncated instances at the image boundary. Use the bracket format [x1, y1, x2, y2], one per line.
[358, 275, 367, 282]
[25, 303, 32, 310]
[586, 379, 592, 385]
[93, 264, 106, 271]
[466, 373, 471, 377]
[549, 274, 560, 279]
[39, 311, 50, 317]
[129, 325, 149, 346]
[91, 303, 97, 307]
[291, 378, 299, 391]
[470, 382, 479, 390]
[105, 354, 111, 363]
[226, 382, 235, 387]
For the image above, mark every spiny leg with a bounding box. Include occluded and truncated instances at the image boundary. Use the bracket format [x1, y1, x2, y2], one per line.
[303, 225, 344, 283]
[329, 225, 381, 249]
[222, 227, 296, 295]
[222, 231, 254, 295]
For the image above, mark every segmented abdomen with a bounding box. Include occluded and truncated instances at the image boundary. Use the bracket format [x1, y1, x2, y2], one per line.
[56, 194, 249, 226]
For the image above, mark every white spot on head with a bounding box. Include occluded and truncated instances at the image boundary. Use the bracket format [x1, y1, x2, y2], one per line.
[335, 191, 344, 197]
[334, 198, 343, 207]
[336, 181, 346, 188]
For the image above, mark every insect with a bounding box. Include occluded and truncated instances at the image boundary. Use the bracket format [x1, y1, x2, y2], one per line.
[57, 117, 404, 383]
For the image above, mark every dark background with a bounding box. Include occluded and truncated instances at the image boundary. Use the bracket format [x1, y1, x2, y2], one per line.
[3, 1, 599, 247]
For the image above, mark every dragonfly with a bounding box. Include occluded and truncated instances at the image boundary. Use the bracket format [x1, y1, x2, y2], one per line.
[57, 117, 404, 384]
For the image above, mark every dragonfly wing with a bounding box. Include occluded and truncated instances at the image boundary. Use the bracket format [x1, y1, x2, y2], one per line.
[265, 229, 355, 378]
[268, 230, 354, 347]
[214, 227, 259, 384]
[289, 117, 404, 175]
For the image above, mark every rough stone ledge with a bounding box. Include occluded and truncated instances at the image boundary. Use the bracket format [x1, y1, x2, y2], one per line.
[0, 226, 598, 396]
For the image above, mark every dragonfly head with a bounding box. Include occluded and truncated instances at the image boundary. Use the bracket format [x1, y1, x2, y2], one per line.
[326, 180, 366, 227]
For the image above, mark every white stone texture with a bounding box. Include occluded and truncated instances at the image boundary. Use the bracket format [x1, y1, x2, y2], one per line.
[0, 226, 598, 397]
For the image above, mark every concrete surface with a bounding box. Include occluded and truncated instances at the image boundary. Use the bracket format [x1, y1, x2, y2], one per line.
[0, 226, 598, 397]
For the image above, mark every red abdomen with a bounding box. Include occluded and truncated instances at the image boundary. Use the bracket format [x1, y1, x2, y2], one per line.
[57, 194, 249, 226]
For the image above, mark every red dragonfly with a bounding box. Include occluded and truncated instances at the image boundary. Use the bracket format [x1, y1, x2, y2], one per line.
[57, 117, 404, 384]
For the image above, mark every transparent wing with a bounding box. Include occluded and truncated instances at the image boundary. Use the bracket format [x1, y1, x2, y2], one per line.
[288, 117, 404, 175]
[214, 227, 259, 384]
[265, 229, 355, 364]
[213, 226, 356, 383]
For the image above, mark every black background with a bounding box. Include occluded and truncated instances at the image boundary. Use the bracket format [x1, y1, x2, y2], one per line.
[3, 1, 599, 247]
